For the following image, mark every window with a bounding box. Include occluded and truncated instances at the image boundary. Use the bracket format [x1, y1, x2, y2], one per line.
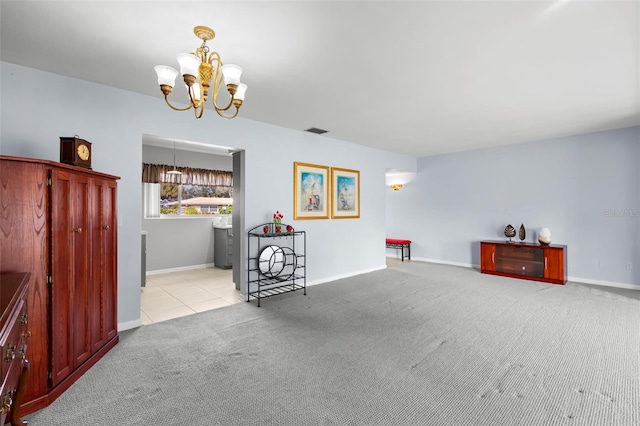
[142, 163, 233, 218]
[144, 183, 233, 217]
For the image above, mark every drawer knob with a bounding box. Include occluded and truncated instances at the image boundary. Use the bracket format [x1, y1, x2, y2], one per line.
[19, 312, 28, 326]
[4, 344, 15, 362]
[0, 392, 11, 414]
[74, 227, 83, 233]
[22, 330, 31, 338]
[18, 347, 26, 360]
[103, 225, 110, 230]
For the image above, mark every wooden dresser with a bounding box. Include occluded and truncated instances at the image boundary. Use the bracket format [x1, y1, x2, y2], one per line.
[0, 155, 119, 416]
[0, 272, 30, 426]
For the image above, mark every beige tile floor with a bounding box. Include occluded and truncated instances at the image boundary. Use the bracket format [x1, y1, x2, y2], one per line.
[141, 258, 406, 324]
[141, 267, 241, 325]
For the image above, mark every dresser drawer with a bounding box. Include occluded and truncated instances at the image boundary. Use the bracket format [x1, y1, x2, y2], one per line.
[0, 300, 27, 380]
[0, 272, 30, 426]
[0, 347, 26, 425]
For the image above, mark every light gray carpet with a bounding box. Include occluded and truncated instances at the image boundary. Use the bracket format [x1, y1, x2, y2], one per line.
[25, 262, 640, 426]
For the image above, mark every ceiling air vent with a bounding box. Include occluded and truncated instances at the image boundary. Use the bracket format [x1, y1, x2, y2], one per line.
[305, 127, 328, 135]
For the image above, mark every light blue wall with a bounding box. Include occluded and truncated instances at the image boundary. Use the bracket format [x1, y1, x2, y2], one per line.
[0, 62, 416, 328]
[386, 126, 640, 287]
[142, 144, 233, 170]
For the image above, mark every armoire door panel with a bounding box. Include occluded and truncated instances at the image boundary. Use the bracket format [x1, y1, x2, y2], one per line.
[103, 180, 118, 341]
[71, 175, 91, 367]
[49, 169, 74, 387]
[88, 179, 106, 352]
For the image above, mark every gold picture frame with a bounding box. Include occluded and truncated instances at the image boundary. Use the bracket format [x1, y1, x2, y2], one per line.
[293, 162, 330, 220]
[331, 167, 360, 219]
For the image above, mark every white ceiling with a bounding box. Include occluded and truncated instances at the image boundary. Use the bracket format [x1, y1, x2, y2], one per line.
[1, 1, 638, 157]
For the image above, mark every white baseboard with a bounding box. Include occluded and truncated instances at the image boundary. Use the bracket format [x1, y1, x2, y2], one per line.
[147, 263, 215, 275]
[567, 276, 639, 290]
[413, 257, 477, 269]
[410, 258, 639, 291]
[306, 265, 387, 287]
[118, 318, 143, 332]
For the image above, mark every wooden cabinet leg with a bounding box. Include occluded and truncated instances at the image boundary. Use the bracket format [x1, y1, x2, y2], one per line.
[11, 359, 30, 426]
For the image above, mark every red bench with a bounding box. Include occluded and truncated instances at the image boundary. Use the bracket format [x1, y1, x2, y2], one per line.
[385, 238, 411, 261]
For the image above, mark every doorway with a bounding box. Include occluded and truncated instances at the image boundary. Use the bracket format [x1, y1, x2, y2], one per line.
[140, 136, 245, 323]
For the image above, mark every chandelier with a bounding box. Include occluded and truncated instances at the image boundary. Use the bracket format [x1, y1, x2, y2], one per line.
[154, 25, 247, 119]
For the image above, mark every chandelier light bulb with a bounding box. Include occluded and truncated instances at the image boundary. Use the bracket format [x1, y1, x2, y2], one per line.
[176, 53, 201, 79]
[190, 83, 202, 102]
[220, 64, 243, 86]
[234, 83, 248, 101]
[154, 66, 178, 87]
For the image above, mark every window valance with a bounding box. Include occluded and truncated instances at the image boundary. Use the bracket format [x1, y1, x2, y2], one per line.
[142, 163, 233, 186]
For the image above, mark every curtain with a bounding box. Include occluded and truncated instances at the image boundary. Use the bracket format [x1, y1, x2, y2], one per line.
[142, 163, 233, 186]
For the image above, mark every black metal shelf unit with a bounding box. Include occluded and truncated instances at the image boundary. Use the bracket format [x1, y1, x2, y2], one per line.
[247, 223, 306, 306]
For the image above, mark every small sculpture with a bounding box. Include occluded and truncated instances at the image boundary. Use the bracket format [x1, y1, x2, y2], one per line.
[504, 224, 516, 242]
[539, 228, 551, 245]
[519, 224, 526, 242]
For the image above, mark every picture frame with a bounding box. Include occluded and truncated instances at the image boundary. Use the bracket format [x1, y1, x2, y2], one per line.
[293, 162, 330, 219]
[331, 167, 360, 219]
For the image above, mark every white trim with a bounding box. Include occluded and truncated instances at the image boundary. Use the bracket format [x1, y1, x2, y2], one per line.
[118, 318, 143, 331]
[306, 265, 387, 287]
[147, 263, 215, 275]
[411, 257, 639, 291]
[567, 276, 639, 291]
[413, 257, 475, 269]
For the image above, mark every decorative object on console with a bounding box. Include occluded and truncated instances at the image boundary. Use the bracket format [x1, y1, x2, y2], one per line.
[286, 225, 294, 232]
[390, 183, 403, 191]
[263, 226, 269, 234]
[519, 224, 526, 241]
[539, 228, 552, 245]
[60, 136, 92, 169]
[258, 245, 297, 281]
[273, 210, 284, 232]
[154, 25, 247, 120]
[504, 224, 516, 242]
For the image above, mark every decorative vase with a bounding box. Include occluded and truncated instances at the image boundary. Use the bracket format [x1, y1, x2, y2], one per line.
[275, 225, 282, 233]
[504, 224, 516, 242]
[539, 228, 551, 245]
[263, 225, 269, 234]
[519, 224, 526, 242]
[286, 225, 293, 233]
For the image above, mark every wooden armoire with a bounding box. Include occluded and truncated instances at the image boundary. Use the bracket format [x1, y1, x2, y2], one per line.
[0, 155, 119, 415]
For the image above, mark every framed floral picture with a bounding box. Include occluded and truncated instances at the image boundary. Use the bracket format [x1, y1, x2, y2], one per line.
[331, 167, 360, 219]
[293, 162, 330, 219]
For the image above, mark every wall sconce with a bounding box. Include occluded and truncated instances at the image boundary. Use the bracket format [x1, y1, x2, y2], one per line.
[386, 169, 415, 192]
